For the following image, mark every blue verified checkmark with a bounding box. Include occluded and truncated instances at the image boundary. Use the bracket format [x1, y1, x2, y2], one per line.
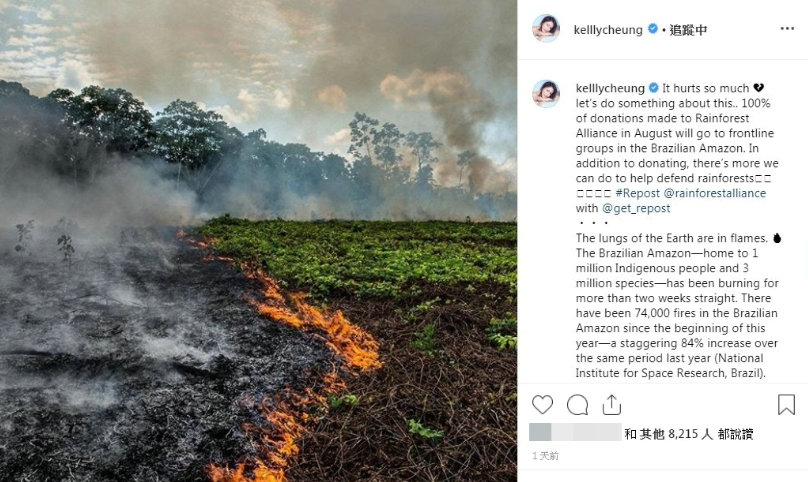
[648, 23, 659, 34]
[649, 83, 659, 93]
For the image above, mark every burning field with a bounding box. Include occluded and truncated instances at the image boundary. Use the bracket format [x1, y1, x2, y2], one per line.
[0, 217, 516, 481]
[200, 217, 517, 481]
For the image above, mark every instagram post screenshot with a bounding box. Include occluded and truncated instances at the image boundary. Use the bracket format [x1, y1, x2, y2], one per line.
[521, 0, 808, 480]
[0, 1, 517, 481]
[2, 0, 805, 480]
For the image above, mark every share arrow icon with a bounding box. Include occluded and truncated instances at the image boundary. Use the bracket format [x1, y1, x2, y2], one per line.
[603, 394, 622, 415]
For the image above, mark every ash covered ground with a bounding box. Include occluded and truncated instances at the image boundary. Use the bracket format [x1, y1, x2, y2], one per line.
[0, 226, 333, 481]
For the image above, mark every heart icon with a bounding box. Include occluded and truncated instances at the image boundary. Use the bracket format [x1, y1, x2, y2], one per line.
[532, 395, 553, 414]
[753, 83, 764, 92]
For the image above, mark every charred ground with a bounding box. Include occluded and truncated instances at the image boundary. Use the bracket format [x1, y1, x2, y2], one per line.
[0, 227, 334, 482]
[0, 217, 516, 481]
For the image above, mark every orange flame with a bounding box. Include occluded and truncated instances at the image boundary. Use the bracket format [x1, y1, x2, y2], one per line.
[207, 372, 347, 482]
[246, 271, 381, 371]
[177, 231, 234, 263]
[208, 461, 284, 482]
[180, 231, 380, 482]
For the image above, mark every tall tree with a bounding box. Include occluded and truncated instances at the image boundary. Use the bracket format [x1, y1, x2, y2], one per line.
[347, 112, 379, 163]
[373, 122, 404, 168]
[48, 86, 154, 154]
[405, 131, 441, 183]
[1, 81, 78, 182]
[414, 163, 435, 189]
[152, 99, 232, 188]
[456, 150, 475, 188]
[279, 143, 324, 195]
[241, 128, 268, 170]
[322, 153, 348, 182]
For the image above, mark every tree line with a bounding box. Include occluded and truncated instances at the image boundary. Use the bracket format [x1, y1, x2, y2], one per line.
[0, 80, 515, 220]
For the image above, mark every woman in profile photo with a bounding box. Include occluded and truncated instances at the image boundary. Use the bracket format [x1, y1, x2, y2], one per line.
[533, 81, 559, 107]
[533, 15, 559, 42]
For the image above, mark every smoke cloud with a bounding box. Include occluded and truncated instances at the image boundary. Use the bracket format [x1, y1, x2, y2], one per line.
[317, 84, 348, 111]
[0, 1, 515, 184]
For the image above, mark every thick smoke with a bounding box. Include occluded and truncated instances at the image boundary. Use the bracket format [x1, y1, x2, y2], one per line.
[7, 0, 516, 192]
[1, 78, 514, 224]
[0, 82, 194, 237]
[1, 160, 197, 234]
[300, 0, 516, 164]
[379, 67, 515, 194]
[78, 1, 275, 102]
[0, 223, 334, 479]
[318, 0, 516, 195]
[380, 68, 494, 150]
[302, 0, 515, 98]
[0, 222, 226, 418]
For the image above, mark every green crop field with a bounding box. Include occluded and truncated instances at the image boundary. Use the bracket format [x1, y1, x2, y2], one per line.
[199, 215, 516, 302]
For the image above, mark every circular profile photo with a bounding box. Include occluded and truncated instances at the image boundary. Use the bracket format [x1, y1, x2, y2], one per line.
[533, 80, 560, 108]
[533, 14, 560, 43]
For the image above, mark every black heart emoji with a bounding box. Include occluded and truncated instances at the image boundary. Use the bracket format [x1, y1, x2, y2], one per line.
[753, 83, 764, 92]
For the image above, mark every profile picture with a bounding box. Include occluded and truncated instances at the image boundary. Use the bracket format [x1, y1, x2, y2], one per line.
[532, 80, 559, 107]
[533, 14, 560, 43]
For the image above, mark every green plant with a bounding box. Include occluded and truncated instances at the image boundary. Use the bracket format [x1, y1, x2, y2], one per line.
[414, 297, 441, 312]
[402, 297, 442, 323]
[486, 315, 517, 350]
[197, 217, 516, 304]
[407, 419, 443, 440]
[328, 393, 359, 409]
[14, 220, 34, 255]
[488, 332, 517, 350]
[57, 234, 75, 268]
[410, 324, 436, 354]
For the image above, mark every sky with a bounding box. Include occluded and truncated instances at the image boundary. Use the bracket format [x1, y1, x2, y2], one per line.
[0, 0, 516, 186]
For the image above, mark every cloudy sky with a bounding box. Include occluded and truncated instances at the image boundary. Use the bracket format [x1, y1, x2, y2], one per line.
[0, 0, 515, 181]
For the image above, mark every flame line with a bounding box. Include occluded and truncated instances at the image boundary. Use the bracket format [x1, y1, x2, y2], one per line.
[179, 232, 380, 482]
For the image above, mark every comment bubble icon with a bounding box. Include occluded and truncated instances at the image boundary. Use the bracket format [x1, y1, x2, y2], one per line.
[567, 394, 589, 415]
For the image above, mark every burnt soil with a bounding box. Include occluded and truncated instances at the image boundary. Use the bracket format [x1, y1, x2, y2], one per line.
[286, 282, 517, 482]
[0, 228, 334, 481]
